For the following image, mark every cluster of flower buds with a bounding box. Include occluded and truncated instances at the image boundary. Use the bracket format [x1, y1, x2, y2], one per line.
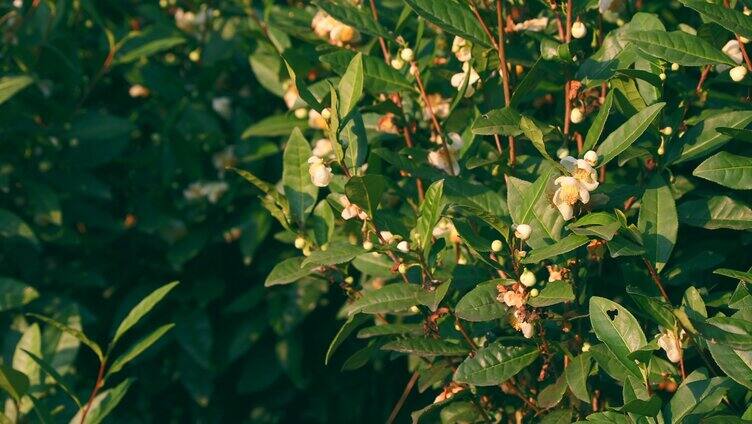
[311, 11, 360, 47]
[340, 196, 368, 220]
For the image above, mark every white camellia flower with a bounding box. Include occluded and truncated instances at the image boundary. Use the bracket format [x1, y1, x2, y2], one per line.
[657, 329, 682, 363]
[514, 224, 532, 241]
[451, 36, 472, 62]
[340, 195, 368, 220]
[397, 240, 410, 252]
[212, 97, 232, 120]
[502, 291, 525, 308]
[514, 17, 549, 32]
[730, 65, 748, 82]
[553, 156, 600, 220]
[722, 40, 744, 65]
[427, 133, 464, 175]
[312, 138, 333, 158]
[308, 156, 332, 187]
[379, 231, 396, 243]
[308, 109, 327, 129]
[450, 62, 481, 97]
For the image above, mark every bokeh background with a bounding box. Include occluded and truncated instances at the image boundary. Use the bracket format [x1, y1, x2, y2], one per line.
[0, 0, 424, 422]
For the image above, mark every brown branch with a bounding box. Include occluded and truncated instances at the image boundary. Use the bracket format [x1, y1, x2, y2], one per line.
[386, 371, 420, 424]
[80, 361, 106, 424]
[496, 0, 516, 165]
[563, 0, 574, 137]
[454, 315, 478, 352]
[367, 0, 391, 63]
[642, 257, 670, 302]
[696, 65, 712, 94]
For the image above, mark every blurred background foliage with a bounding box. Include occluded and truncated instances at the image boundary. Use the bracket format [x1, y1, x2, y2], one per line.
[0, 0, 419, 422]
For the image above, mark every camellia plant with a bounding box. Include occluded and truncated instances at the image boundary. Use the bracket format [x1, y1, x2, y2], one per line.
[246, 0, 752, 422]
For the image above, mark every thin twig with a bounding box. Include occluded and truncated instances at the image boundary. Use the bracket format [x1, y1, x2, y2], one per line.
[367, 0, 390, 62]
[642, 257, 670, 302]
[79, 361, 106, 424]
[496, 0, 516, 164]
[386, 371, 420, 424]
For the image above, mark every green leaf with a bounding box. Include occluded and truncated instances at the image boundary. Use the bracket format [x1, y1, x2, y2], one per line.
[357, 323, 423, 338]
[0, 208, 38, 247]
[403, 0, 492, 47]
[106, 324, 174, 378]
[680, 0, 752, 39]
[607, 235, 645, 258]
[537, 373, 568, 409]
[455, 279, 509, 322]
[282, 55, 323, 111]
[348, 284, 427, 315]
[507, 169, 564, 249]
[693, 151, 752, 190]
[320, 50, 411, 93]
[311, 201, 335, 246]
[28, 314, 104, 362]
[265, 257, 317, 287]
[13, 324, 41, 386]
[596, 102, 665, 166]
[638, 173, 677, 273]
[415, 180, 445, 254]
[707, 340, 752, 390]
[520, 116, 555, 163]
[114, 36, 185, 64]
[453, 343, 539, 386]
[623, 30, 736, 66]
[527, 280, 575, 307]
[0, 277, 39, 312]
[717, 127, 752, 142]
[301, 242, 366, 267]
[583, 91, 614, 152]
[626, 286, 676, 328]
[678, 195, 752, 230]
[471, 108, 522, 136]
[21, 349, 81, 407]
[382, 338, 469, 357]
[590, 343, 632, 382]
[283, 128, 318, 227]
[665, 373, 734, 423]
[68, 378, 132, 424]
[0, 76, 33, 106]
[522, 234, 590, 264]
[241, 114, 307, 138]
[619, 376, 661, 417]
[313, 0, 393, 40]
[344, 174, 387, 217]
[110, 281, 179, 348]
[565, 352, 592, 402]
[325, 314, 368, 365]
[697, 316, 752, 351]
[0, 365, 29, 403]
[674, 110, 752, 163]
[589, 297, 646, 380]
[341, 113, 368, 172]
[337, 52, 364, 118]
[714, 268, 752, 283]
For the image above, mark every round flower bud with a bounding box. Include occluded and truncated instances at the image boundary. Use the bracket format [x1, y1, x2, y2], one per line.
[320, 108, 332, 120]
[570, 108, 584, 124]
[659, 72, 666, 81]
[520, 269, 537, 287]
[514, 224, 532, 241]
[660, 126, 673, 136]
[556, 147, 570, 159]
[397, 240, 410, 252]
[530, 288, 540, 298]
[491, 239, 503, 253]
[571, 21, 587, 39]
[344, 276, 354, 284]
[400, 48, 414, 62]
[583, 150, 598, 166]
[302, 246, 311, 256]
[457, 256, 467, 265]
[362, 240, 373, 251]
[294, 108, 308, 119]
[294, 236, 306, 249]
[398, 263, 407, 274]
[742, 36, 750, 44]
[581, 342, 591, 352]
[390, 57, 405, 70]
[671, 63, 680, 71]
[730, 65, 748, 82]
